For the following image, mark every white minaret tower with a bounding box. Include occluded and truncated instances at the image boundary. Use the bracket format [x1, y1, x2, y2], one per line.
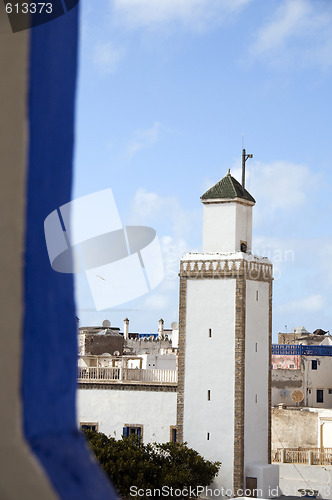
[177, 159, 279, 497]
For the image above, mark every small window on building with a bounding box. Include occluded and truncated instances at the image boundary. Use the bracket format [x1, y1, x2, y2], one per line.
[255, 394, 258, 403]
[209, 328, 212, 338]
[255, 342, 258, 353]
[317, 390, 324, 404]
[208, 390, 211, 401]
[170, 426, 177, 442]
[123, 425, 143, 439]
[328, 389, 332, 395]
[308, 389, 312, 394]
[240, 241, 247, 253]
[80, 423, 98, 432]
[207, 432, 210, 440]
[289, 364, 295, 369]
[312, 360, 318, 370]
[256, 290, 259, 301]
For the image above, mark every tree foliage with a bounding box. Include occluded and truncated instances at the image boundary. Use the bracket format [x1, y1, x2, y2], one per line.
[84, 430, 221, 499]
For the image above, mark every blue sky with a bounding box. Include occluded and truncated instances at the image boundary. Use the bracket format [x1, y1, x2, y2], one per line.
[73, 0, 332, 340]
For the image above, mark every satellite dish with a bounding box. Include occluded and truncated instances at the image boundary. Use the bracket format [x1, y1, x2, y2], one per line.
[292, 390, 304, 402]
[102, 319, 111, 328]
[171, 322, 178, 330]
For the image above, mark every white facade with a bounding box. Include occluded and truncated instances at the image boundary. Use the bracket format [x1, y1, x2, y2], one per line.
[304, 356, 332, 408]
[183, 278, 236, 489]
[202, 200, 253, 253]
[77, 387, 177, 444]
[244, 280, 270, 467]
[141, 354, 177, 370]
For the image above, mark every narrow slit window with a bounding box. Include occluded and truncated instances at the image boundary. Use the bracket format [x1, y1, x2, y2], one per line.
[208, 390, 210, 401]
[207, 432, 210, 440]
[256, 290, 259, 301]
[209, 328, 212, 338]
[255, 342, 258, 352]
[255, 394, 258, 403]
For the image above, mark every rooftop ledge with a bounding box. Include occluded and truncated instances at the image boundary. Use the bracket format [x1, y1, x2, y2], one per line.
[181, 252, 272, 265]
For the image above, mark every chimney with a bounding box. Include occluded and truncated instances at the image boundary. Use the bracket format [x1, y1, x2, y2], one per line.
[123, 318, 129, 340]
[158, 318, 164, 338]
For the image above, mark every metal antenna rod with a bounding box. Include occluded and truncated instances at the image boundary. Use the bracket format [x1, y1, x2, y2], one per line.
[242, 148, 253, 189]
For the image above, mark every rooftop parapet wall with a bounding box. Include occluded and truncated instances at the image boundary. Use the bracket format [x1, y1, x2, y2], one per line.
[179, 253, 272, 282]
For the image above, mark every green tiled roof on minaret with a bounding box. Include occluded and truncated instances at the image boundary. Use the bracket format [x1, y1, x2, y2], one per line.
[201, 170, 255, 203]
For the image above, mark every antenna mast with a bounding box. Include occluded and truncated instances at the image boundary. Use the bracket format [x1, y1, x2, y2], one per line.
[242, 148, 253, 189]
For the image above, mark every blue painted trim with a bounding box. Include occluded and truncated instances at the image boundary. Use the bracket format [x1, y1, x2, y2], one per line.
[23, 6, 117, 499]
[272, 344, 332, 356]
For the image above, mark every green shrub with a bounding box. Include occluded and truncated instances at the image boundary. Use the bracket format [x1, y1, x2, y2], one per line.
[84, 430, 220, 499]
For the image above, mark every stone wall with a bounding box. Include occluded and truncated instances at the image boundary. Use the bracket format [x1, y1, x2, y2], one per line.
[124, 338, 172, 355]
[272, 369, 304, 407]
[85, 334, 124, 356]
[272, 408, 318, 449]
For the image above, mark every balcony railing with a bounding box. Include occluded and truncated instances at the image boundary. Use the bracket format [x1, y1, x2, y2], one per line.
[272, 344, 332, 356]
[272, 448, 332, 465]
[78, 367, 177, 385]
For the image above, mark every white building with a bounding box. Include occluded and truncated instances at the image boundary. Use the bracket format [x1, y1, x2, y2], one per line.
[272, 339, 332, 408]
[177, 170, 279, 497]
[77, 381, 177, 443]
[77, 321, 178, 444]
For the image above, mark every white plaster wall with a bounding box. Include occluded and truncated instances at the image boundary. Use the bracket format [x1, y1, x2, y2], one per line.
[202, 203, 237, 253]
[183, 278, 236, 491]
[144, 354, 177, 370]
[202, 202, 253, 253]
[245, 464, 279, 498]
[244, 280, 269, 468]
[235, 204, 252, 253]
[321, 419, 332, 448]
[172, 329, 179, 349]
[77, 388, 177, 444]
[317, 410, 332, 448]
[279, 464, 332, 499]
[304, 357, 332, 408]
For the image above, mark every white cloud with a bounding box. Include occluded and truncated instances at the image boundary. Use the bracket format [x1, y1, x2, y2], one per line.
[249, 0, 332, 69]
[125, 122, 161, 159]
[250, 160, 314, 211]
[129, 187, 201, 239]
[93, 42, 125, 73]
[276, 294, 325, 314]
[230, 159, 318, 228]
[112, 0, 251, 31]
